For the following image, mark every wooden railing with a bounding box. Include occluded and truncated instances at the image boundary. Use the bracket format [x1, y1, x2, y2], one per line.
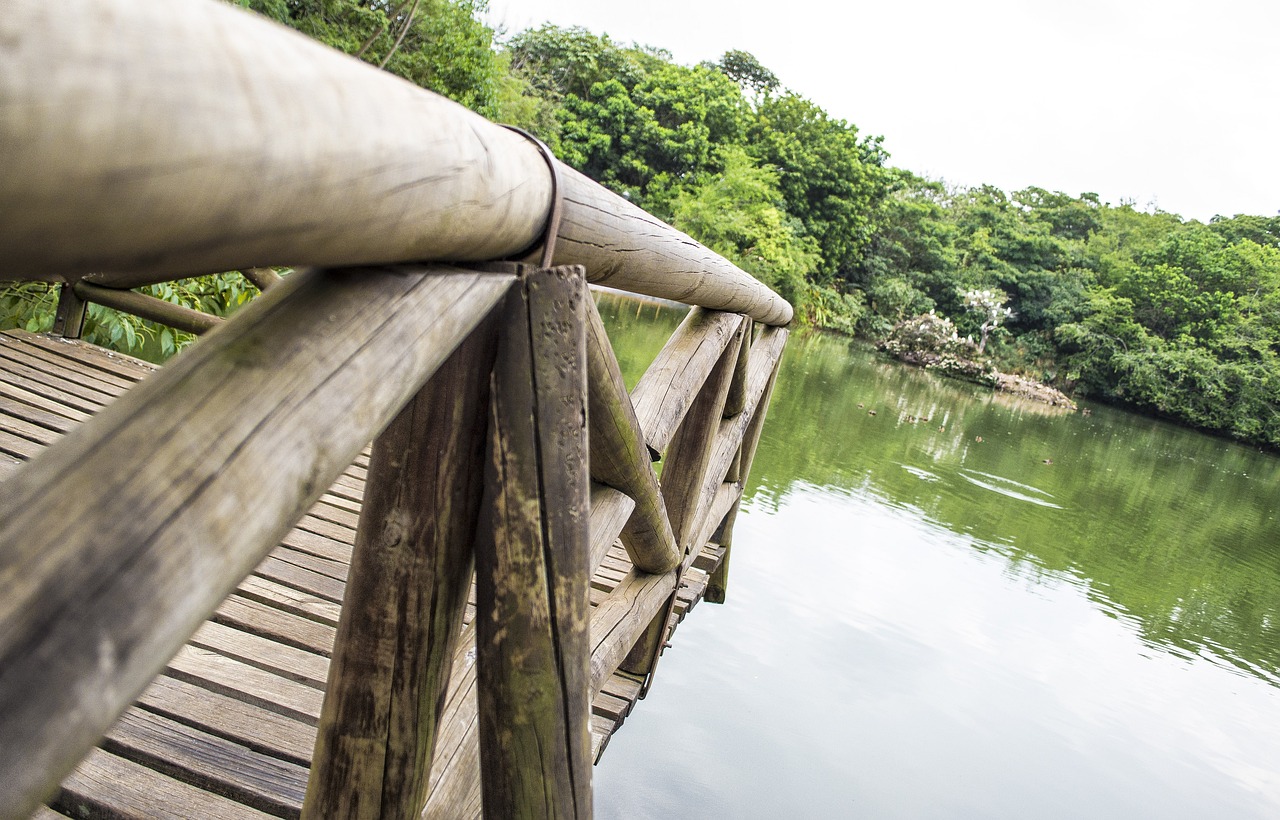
[0, 1, 792, 817]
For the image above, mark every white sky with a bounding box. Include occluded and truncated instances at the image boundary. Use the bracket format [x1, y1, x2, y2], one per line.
[487, 0, 1279, 222]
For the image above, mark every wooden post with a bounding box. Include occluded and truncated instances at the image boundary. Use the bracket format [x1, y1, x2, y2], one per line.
[475, 266, 592, 818]
[51, 283, 86, 338]
[302, 313, 500, 818]
[707, 350, 781, 604]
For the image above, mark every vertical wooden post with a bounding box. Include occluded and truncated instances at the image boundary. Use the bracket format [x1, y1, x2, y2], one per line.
[302, 311, 502, 819]
[51, 283, 87, 338]
[475, 265, 592, 819]
[707, 350, 782, 604]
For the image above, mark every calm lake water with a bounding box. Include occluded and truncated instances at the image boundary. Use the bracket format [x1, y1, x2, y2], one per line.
[593, 294, 1280, 819]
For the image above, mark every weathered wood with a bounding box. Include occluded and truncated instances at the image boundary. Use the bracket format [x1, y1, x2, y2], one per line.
[660, 316, 749, 549]
[0, 0, 791, 325]
[136, 675, 317, 766]
[54, 747, 273, 820]
[242, 267, 284, 292]
[724, 321, 754, 419]
[0, 265, 514, 818]
[102, 709, 308, 818]
[584, 298, 680, 574]
[303, 315, 499, 819]
[588, 484, 636, 574]
[51, 285, 86, 338]
[475, 266, 592, 819]
[165, 646, 324, 727]
[630, 309, 746, 452]
[586, 330, 786, 693]
[550, 165, 793, 325]
[73, 281, 225, 335]
[189, 621, 329, 690]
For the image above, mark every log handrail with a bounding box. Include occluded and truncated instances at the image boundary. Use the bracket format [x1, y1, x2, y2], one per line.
[0, 0, 792, 326]
[0, 1, 794, 817]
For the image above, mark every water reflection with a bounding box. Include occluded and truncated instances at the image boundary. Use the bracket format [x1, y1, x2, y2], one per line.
[592, 293, 1280, 817]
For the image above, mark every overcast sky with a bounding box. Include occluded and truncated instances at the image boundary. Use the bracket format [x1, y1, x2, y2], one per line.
[487, 0, 1278, 222]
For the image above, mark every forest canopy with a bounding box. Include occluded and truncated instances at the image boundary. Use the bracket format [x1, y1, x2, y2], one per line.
[3, 0, 1277, 448]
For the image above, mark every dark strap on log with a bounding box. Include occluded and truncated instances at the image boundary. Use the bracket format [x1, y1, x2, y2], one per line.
[500, 125, 563, 268]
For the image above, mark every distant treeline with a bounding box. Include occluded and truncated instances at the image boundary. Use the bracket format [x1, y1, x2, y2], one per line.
[5, 0, 1277, 448]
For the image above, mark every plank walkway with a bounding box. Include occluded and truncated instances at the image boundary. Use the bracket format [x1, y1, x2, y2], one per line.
[0, 329, 727, 819]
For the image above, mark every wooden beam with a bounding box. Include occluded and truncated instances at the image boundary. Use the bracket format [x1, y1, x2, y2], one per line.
[630, 309, 746, 453]
[0, 0, 791, 325]
[0, 264, 514, 819]
[475, 266, 592, 818]
[584, 298, 680, 574]
[302, 314, 499, 819]
[73, 281, 224, 335]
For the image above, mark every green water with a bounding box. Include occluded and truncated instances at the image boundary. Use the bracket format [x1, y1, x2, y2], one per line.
[592, 293, 1280, 818]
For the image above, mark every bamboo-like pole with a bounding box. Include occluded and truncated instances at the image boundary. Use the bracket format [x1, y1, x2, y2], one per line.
[0, 265, 515, 819]
[0, 0, 792, 326]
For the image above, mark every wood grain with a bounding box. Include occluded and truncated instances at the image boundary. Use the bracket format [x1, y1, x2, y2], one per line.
[475, 266, 592, 818]
[0, 265, 513, 817]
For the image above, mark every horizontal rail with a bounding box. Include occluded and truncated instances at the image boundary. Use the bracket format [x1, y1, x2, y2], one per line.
[0, 265, 515, 818]
[0, 0, 792, 325]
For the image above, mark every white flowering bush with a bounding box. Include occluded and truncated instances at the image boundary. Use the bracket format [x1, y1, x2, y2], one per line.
[880, 312, 996, 383]
[963, 288, 1014, 353]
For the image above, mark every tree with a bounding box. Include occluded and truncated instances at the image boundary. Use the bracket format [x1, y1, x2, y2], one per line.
[963, 288, 1014, 353]
[748, 93, 890, 283]
[714, 50, 779, 97]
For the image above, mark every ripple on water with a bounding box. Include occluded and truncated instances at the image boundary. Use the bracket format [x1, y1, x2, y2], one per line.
[957, 469, 1065, 509]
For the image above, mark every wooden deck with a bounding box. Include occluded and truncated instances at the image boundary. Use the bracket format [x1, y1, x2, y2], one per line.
[0, 329, 728, 819]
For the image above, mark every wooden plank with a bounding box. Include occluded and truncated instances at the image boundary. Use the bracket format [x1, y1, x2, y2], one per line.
[0, 379, 93, 423]
[270, 544, 349, 583]
[3, 330, 157, 382]
[0, 394, 80, 436]
[0, 333, 145, 392]
[233, 575, 342, 629]
[474, 266, 592, 818]
[0, 340, 127, 399]
[252, 556, 347, 605]
[165, 646, 324, 727]
[0, 345, 122, 403]
[136, 674, 317, 766]
[304, 314, 499, 819]
[215, 595, 338, 656]
[0, 427, 42, 460]
[588, 483, 635, 575]
[53, 747, 273, 820]
[189, 621, 330, 690]
[102, 708, 308, 818]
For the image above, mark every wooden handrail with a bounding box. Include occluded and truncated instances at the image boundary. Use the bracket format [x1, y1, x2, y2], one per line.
[0, 0, 792, 326]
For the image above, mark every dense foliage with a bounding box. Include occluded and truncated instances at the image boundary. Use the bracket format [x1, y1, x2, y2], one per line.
[3, 1, 1276, 447]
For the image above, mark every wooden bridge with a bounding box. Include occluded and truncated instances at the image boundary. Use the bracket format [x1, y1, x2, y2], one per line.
[0, 1, 791, 818]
